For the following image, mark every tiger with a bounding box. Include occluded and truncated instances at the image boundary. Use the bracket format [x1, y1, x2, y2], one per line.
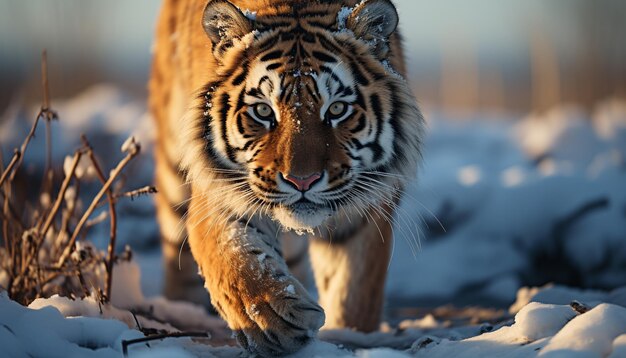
[149, 0, 424, 355]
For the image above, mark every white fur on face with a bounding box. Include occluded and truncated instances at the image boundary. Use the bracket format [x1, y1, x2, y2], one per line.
[272, 205, 333, 231]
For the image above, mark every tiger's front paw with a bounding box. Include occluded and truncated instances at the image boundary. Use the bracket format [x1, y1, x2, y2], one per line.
[222, 276, 325, 356]
[239, 278, 324, 356]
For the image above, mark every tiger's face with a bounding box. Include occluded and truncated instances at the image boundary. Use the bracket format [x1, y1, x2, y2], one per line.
[186, 0, 423, 231]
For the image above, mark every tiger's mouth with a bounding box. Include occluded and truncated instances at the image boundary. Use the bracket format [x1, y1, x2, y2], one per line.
[286, 198, 325, 212]
[272, 198, 334, 231]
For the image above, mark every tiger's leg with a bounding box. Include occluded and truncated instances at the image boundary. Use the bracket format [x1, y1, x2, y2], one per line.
[154, 146, 210, 307]
[187, 198, 325, 356]
[150, 52, 210, 306]
[309, 206, 393, 331]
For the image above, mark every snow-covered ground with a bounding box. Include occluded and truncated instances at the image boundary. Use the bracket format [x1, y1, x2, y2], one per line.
[2, 265, 626, 357]
[1, 86, 626, 356]
[389, 101, 626, 307]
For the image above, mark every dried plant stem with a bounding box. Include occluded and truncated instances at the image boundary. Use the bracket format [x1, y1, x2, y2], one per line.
[0, 150, 21, 189]
[52, 181, 80, 258]
[42, 50, 53, 168]
[116, 186, 158, 200]
[56, 148, 139, 269]
[13, 151, 81, 290]
[1, 52, 51, 191]
[81, 135, 118, 300]
[37, 50, 57, 124]
[3, 193, 11, 264]
[39, 50, 56, 215]
[39, 151, 81, 239]
[41, 51, 51, 114]
[7, 117, 42, 185]
[122, 332, 209, 357]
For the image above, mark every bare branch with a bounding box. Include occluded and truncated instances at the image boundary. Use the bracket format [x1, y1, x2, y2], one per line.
[0, 150, 21, 189]
[122, 332, 210, 357]
[80, 134, 119, 300]
[40, 150, 82, 239]
[56, 138, 140, 269]
[116, 186, 158, 201]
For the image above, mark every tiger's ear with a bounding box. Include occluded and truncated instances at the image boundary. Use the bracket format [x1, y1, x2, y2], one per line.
[202, 0, 253, 59]
[346, 0, 398, 58]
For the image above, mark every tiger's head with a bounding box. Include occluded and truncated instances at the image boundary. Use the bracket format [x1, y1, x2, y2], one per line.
[183, 0, 424, 231]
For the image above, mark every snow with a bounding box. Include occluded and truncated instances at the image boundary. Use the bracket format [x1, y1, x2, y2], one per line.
[409, 302, 626, 358]
[0, 292, 134, 358]
[539, 304, 626, 357]
[4, 286, 626, 357]
[336, 7, 353, 30]
[387, 101, 626, 305]
[2, 86, 626, 356]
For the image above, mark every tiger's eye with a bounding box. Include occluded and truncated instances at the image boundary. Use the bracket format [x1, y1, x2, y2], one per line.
[328, 102, 346, 117]
[254, 103, 274, 119]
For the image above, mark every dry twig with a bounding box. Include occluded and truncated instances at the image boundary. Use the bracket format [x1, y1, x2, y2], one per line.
[116, 186, 158, 201]
[55, 138, 140, 270]
[0, 51, 153, 306]
[122, 332, 210, 357]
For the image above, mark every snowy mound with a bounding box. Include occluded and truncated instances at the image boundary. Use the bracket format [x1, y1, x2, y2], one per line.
[2, 282, 626, 357]
[388, 101, 626, 305]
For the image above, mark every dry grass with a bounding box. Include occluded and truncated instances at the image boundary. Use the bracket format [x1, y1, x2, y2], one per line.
[0, 51, 156, 306]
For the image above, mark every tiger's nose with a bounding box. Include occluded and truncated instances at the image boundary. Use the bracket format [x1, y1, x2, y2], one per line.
[281, 172, 322, 192]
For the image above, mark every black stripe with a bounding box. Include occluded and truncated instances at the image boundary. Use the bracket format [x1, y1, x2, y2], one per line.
[304, 84, 320, 103]
[355, 88, 367, 110]
[320, 65, 343, 86]
[242, 139, 256, 150]
[307, 20, 336, 29]
[260, 50, 283, 62]
[363, 141, 384, 162]
[257, 20, 292, 29]
[336, 39, 358, 55]
[235, 89, 246, 112]
[231, 62, 249, 86]
[199, 81, 232, 171]
[334, 83, 347, 96]
[299, 41, 310, 57]
[350, 113, 367, 133]
[236, 113, 246, 135]
[246, 88, 264, 99]
[219, 93, 237, 162]
[266, 63, 282, 71]
[311, 78, 322, 101]
[280, 31, 296, 41]
[317, 35, 343, 54]
[286, 43, 298, 60]
[367, 94, 385, 162]
[284, 86, 293, 103]
[258, 75, 274, 94]
[312, 50, 337, 63]
[370, 94, 383, 123]
[257, 36, 280, 53]
[348, 59, 369, 86]
[298, 10, 331, 17]
[248, 148, 263, 162]
[302, 32, 315, 43]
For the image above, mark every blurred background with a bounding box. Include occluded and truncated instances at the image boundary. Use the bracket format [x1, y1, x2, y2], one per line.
[1, 0, 625, 314]
[1, 0, 625, 114]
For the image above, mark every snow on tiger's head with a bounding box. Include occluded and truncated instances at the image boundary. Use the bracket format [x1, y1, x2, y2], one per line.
[182, 0, 424, 231]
